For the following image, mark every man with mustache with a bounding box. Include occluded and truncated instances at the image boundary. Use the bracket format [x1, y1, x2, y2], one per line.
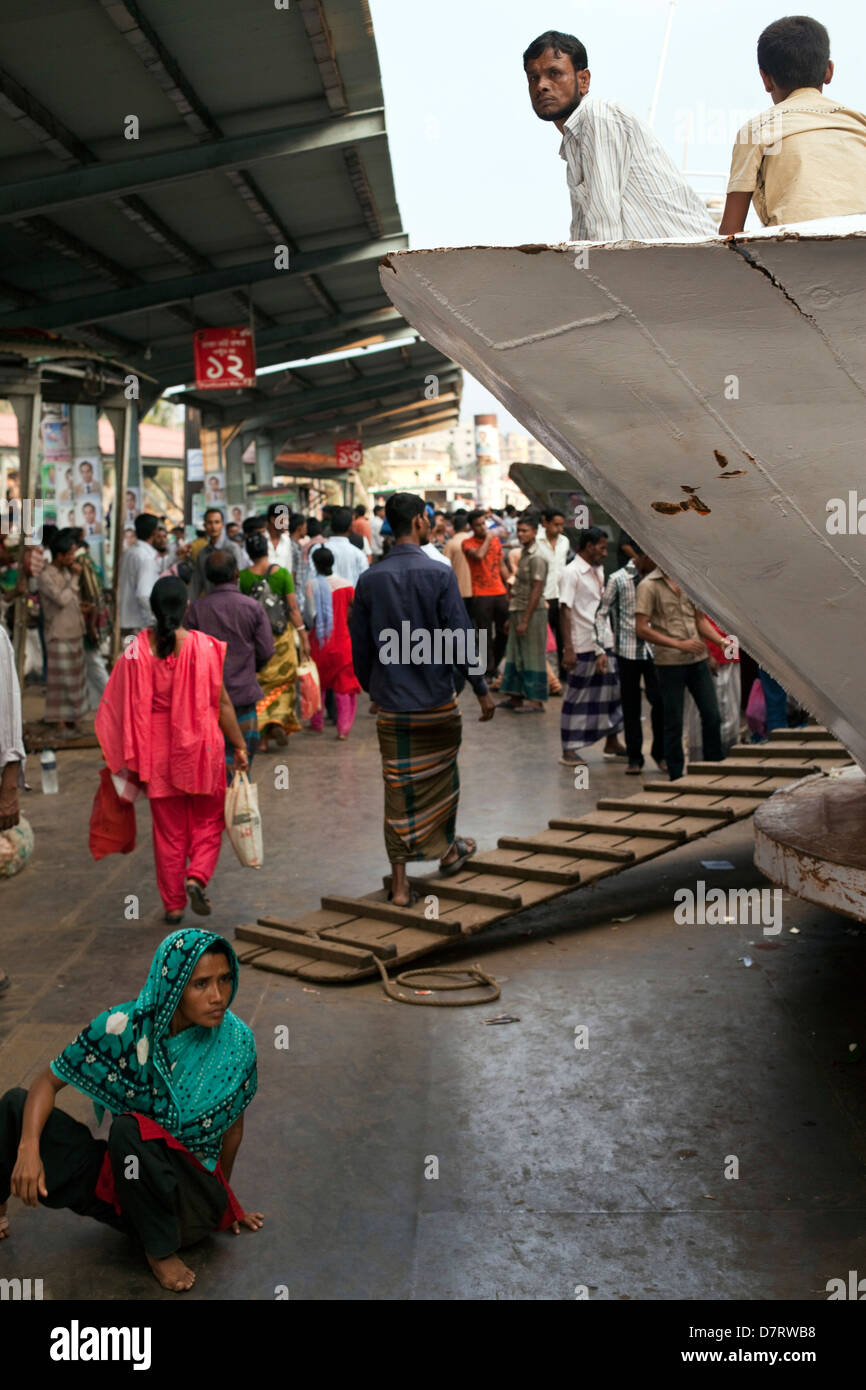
[524, 29, 716, 243]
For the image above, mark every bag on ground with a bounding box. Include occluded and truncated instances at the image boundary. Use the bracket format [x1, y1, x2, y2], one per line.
[297, 659, 322, 720]
[89, 766, 136, 860]
[225, 771, 264, 869]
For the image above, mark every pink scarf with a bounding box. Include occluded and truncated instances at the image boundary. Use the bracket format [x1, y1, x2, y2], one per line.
[95, 630, 225, 796]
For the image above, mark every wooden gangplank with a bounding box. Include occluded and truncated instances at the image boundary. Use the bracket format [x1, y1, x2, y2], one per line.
[235, 736, 853, 983]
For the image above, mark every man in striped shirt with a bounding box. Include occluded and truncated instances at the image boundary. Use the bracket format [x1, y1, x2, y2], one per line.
[524, 29, 716, 242]
[593, 548, 665, 774]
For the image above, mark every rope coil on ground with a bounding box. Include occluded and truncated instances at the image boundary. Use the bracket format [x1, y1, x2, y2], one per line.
[373, 957, 500, 1006]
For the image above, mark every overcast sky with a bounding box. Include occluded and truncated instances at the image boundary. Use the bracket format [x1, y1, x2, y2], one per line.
[369, 0, 863, 433]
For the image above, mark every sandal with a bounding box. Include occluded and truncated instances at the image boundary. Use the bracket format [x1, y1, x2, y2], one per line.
[438, 836, 477, 878]
[387, 888, 418, 908]
[186, 879, 212, 917]
[164, 911, 184, 925]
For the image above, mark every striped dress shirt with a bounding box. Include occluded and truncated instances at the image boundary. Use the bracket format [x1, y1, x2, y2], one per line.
[560, 97, 717, 242]
[594, 561, 652, 661]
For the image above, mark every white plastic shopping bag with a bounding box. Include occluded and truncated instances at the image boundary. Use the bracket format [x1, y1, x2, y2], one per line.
[225, 771, 263, 869]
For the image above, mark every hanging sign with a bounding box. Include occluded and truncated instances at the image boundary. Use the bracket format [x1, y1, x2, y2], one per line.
[335, 438, 363, 469]
[193, 327, 256, 390]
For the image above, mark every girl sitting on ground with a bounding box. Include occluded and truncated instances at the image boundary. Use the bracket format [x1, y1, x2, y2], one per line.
[0, 930, 261, 1293]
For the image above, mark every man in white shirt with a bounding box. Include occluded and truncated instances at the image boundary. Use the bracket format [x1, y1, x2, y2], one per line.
[266, 502, 294, 571]
[535, 506, 570, 678]
[370, 504, 385, 559]
[557, 526, 626, 767]
[524, 29, 716, 243]
[0, 623, 25, 833]
[311, 507, 368, 587]
[118, 513, 162, 637]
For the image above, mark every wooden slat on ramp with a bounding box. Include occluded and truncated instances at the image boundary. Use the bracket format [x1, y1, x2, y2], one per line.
[236, 736, 853, 983]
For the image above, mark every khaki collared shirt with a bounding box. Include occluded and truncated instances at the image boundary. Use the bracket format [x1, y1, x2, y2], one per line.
[634, 570, 702, 666]
[727, 88, 866, 226]
[509, 542, 548, 612]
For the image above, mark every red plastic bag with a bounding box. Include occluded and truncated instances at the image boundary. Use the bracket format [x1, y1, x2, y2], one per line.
[745, 677, 767, 739]
[89, 766, 137, 860]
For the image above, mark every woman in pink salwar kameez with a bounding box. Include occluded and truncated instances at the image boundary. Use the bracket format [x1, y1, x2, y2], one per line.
[95, 577, 248, 923]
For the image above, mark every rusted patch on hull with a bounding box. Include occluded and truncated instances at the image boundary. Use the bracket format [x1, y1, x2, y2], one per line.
[652, 494, 711, 516]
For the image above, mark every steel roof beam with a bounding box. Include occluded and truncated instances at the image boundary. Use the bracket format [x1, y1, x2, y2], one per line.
[0, 235, 407, 331]
[98, 1, 333, 318]
[278, 409, 460, 455]
[214, 365, 462, 431]
[296, 0, 349, 114]
[96, 0, 222, 141]
[0, 109, 387, 223]
[142, 307, 406, 374]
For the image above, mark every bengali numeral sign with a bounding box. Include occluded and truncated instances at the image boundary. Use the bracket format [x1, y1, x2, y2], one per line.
[335, 439, 363, 469]
[193, 327, 256, 390]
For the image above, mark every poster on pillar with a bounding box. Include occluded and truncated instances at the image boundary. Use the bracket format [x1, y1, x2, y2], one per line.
[40, 405, 71, 528]
[193, 327, 256, 391]
[335, 439, 363, 470]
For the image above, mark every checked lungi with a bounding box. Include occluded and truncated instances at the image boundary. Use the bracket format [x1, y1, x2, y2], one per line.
[561, 650, 623, 753]
[44, 638, 87, 724]
[225, 703, 260, 782]
[376, 700, 462, 863]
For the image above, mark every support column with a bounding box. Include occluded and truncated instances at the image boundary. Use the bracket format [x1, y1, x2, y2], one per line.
[224, 432, 246, 509]
[184, 404, 203, 527]
[255, 434, 274, 490]
[9, 380, 43, 684]
[70, 403, 103, 570]
[105, 402, 137, 660]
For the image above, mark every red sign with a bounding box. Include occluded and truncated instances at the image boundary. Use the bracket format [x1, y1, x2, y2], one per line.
[193, 327, 256, 390]
[335, 438, 363, 469]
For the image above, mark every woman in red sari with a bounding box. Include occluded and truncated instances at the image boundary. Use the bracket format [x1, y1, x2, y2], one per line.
[95, 577, 248, 922]
[304, 546, 361, 740]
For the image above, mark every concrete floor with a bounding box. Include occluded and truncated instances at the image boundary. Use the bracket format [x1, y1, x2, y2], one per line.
[1, 688, 865, 1300]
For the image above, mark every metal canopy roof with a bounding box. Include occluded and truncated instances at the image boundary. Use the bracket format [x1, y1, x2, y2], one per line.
[0, 0, 460, 444]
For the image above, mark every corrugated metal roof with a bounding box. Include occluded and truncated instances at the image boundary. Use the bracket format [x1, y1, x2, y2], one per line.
[0, 0, 459, 442]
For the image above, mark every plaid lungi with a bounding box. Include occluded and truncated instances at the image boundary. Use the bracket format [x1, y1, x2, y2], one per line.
[376, 701, 462, 863]
[225, 703, 260, 782]
[561, 651, 623, 752]
[44, 638, 87, 723]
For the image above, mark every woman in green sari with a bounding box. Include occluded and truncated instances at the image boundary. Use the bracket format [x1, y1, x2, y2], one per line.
[0, 929, 260, 1292]
[239, 531, 310, 750]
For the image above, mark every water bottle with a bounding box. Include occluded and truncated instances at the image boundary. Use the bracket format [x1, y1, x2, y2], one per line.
[40, 748, 59, 795]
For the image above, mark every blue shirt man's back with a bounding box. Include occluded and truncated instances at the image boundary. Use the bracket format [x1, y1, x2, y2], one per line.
[349, 544, 488, 712]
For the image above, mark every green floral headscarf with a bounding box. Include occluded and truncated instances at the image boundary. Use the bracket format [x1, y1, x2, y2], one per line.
[51, 929, 257, 1167]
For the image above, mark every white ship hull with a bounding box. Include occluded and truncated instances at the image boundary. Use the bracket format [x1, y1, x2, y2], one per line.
[381, 218, 866, 768]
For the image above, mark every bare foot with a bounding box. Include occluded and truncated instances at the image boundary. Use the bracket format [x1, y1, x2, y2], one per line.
[146, 1251, 196, 1292]
[0, 1202, 9, 1239]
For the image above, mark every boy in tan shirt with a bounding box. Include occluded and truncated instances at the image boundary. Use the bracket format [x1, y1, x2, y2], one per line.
[720, 14, 866, 233]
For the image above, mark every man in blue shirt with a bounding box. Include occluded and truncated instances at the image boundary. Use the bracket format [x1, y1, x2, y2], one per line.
[350, 493, 495, 907]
